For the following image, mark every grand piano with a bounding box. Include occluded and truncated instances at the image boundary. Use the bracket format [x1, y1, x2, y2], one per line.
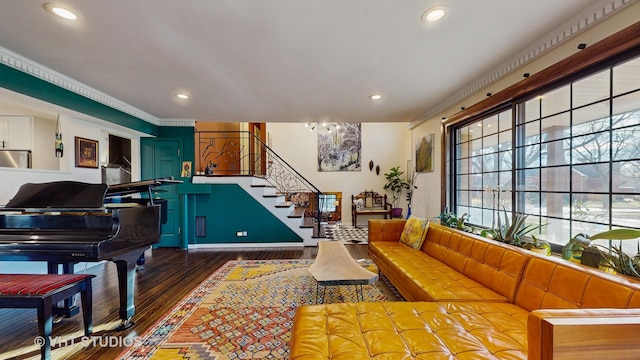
[0, 179, 179, 330]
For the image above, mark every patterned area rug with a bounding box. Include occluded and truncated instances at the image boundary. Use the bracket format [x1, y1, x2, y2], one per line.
[324, 224, 369, 244]
[119, 259, 398, 359]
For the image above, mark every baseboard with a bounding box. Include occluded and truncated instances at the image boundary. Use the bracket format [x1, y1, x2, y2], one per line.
[188, 242, 306, 249]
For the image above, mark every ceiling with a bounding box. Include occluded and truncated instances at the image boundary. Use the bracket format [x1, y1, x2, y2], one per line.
[0, 0, 617, 125]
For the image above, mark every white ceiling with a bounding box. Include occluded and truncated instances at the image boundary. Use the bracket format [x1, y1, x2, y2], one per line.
[0, 0, 620, 124]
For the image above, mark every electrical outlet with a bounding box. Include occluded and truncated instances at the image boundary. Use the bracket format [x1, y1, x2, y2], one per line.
[242, 231, 248, 236]
[236, 231, 248, 237]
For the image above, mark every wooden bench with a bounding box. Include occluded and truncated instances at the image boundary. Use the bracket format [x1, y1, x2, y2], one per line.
[351, 191, 391, 228]
[0, 274, 95, 360]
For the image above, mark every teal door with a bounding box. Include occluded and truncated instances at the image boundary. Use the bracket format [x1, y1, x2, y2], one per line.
[153, 140, 181, 247]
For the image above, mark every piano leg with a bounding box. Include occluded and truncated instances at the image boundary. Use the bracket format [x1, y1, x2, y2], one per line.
[112, 249, 146, 331]
[136, 253, 145, 270]
[47, 261, 81, 318]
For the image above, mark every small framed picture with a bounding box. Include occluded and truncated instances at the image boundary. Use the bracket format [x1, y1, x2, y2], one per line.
[75, 137, 99, 168]
[181, 161, 192, 177]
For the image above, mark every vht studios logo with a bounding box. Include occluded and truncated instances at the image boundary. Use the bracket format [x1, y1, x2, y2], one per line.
[34, 335, 142, 348]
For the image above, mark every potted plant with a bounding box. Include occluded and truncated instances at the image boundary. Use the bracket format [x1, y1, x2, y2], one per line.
[435, 207, 458, 227]
[522, 235, 552, 256]
[484, 208, 545, 247]
[383, 166, 409, 218]
[562, 229, 640, 277]
[435, 208, 473, 232]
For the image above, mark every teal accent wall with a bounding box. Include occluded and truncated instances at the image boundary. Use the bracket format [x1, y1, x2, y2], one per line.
[191, 184, 302, 244]
[159, 126, 195, 164]
[141, 127, 195, 248]
[0, 63, 158, 135]
[141, 126, 194, 179]
[143, 129, 300, 246]
[140, 137, 155, 180]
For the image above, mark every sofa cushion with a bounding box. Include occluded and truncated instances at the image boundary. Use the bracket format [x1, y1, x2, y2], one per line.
[421, 223, 530, 303]
[514, 255, 640, 311]
[370, 241, 511, 302]
[368, 219, 406, 243]
[290, 301, 528, 359]
[399, 216, 428, 249]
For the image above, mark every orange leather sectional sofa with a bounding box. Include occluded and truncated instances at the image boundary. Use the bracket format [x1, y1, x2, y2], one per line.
[290, 220, 640, 359]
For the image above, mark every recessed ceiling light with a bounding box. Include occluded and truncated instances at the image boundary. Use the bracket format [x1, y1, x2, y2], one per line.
[176, 93, 190, 100]
[421, 5, 448, 23]
[44, 3, 78, 20]
[369, 94, 382, 100]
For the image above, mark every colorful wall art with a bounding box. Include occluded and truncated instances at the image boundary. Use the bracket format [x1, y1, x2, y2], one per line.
[416, 133, 434, 172]
[317, 122, 361, 172]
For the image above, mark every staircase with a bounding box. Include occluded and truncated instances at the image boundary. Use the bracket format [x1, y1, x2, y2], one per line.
[193, 176, 321, 246]
[195, 130, 326, 246]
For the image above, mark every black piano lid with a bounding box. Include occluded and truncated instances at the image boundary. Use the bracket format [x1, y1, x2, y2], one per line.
[105, 178, 182, 198]
[5, 181, 108, 209]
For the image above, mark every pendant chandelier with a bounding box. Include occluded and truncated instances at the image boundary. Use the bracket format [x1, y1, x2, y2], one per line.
[304, 122, 340, 133]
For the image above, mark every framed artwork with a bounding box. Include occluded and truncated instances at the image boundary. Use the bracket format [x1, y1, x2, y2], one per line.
[181, 161, 192, 177]
[75, 137, 99, 168]
[317, 122, 361, 172]
[416, 134, 434, 172]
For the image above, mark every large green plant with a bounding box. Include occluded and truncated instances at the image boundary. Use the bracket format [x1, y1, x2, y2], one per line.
[563, 229, 640, 277]
[487, 208, 545, 246]
[383, 166, 409, 208]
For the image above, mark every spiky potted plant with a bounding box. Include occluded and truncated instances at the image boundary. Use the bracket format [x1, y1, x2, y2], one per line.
[485, 208, 545, 247]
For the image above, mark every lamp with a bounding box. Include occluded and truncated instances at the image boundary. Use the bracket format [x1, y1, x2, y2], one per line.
[304, 122, 340, 133]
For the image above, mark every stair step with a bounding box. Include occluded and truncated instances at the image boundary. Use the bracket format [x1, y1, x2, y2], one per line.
[250, 184, 275, 188]
[300, 217, 315, 228]
[288, 209, 304, 218]
[263, 194, 280, 198]
[275, 202, 292, 208]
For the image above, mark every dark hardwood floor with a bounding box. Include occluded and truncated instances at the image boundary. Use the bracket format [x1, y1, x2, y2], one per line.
[0, 244, 369, 359]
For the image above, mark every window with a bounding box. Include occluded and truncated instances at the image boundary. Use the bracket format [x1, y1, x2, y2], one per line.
[454, 108, 513, 229]
[451, 54, 640, 251]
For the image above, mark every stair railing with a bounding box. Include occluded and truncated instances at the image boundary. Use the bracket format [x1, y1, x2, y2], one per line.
[195, 131, 325, 232]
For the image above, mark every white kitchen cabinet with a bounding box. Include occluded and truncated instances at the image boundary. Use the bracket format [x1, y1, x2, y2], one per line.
[0, 116, 33, 150]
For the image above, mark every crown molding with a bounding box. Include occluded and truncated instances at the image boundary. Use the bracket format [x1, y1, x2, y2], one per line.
[159, 119, 196, 127]
[0, 45, 161, 126]
[409, 0, 637, 129]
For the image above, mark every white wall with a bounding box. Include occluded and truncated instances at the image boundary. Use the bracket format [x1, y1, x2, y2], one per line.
[32, 116, 59, 170]
[409, 122, 442, 220]
[267, 122, 411, 226]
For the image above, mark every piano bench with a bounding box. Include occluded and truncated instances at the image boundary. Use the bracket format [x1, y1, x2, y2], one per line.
[0, 274, 95, 360]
